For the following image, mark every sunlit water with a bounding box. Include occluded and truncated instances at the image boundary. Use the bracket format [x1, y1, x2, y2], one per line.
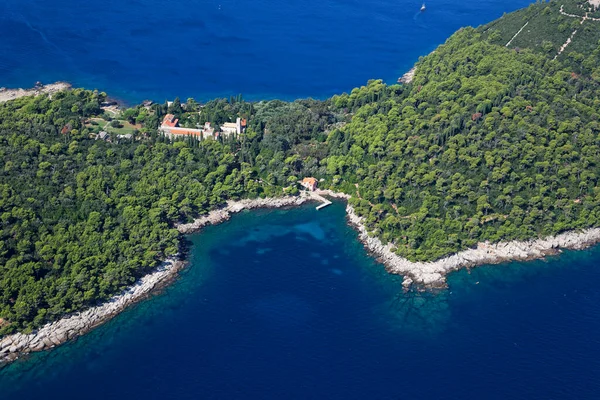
[0, 0, 532, 103]
[2, 201, 600, 399]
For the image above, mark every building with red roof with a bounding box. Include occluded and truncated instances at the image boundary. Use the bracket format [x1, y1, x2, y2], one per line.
[162, 114, 179, 128]
[301, 177, 318, 191]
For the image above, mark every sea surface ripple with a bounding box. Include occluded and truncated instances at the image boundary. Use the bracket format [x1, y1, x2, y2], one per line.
[1, 0, 531, 103]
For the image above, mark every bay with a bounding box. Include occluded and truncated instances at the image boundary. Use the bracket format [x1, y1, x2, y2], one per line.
[3, 1, 600, 396]
[1, 201, 600, 399]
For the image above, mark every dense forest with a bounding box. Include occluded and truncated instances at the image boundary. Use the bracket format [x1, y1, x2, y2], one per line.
[327, 27, 600, 261]
[3, 0, 600, 332]
[0, 90, 336, 333]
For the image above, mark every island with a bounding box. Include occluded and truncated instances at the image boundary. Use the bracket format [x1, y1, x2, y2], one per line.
[2, 0, 600, 365]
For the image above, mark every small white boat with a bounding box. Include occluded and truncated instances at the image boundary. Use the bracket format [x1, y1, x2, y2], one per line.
[420, 3, 426, 11]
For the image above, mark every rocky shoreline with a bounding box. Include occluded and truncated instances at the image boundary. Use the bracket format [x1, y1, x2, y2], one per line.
[0, 82, 71, 103]
[0, 258, 184, 366]
[0, 193, 316, 366]
[345, 203, 600, 287]
[176, 193, 313, 234]
[2, 190, 600, 365]
[398, 67, 416, 84]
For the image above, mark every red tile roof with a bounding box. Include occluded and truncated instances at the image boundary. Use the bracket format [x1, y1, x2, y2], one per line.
[162, 114, 179, 128]
[301, 177, 318, 190]
[168, 127, 204, 137]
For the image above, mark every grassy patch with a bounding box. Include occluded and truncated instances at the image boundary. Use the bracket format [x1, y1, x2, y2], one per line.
[105, 120, 140, 135]
[85, 117, 140, 135]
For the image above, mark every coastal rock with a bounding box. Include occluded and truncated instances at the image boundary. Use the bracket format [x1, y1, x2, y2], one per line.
[3, 191, 600, 366]
[0, 82, 71, 104]
[176, 194, 312, 234]
[346, 202, 600, 287]
[0, 258, 184, 366]
[398, 67, 416, 84]
[30, 341, 46, 352]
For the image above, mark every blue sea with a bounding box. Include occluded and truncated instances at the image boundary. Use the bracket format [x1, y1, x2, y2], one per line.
[1, 202, 600, 399]
[4, 1, 600, 398]
[0, 0, 532, 103]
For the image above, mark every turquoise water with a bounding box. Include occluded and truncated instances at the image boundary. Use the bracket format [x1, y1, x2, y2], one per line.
[0, 0, 533, 103]
[1, 201, 600, 399]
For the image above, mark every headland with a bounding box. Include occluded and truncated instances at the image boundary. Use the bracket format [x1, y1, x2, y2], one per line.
[0, 82, 71, 103]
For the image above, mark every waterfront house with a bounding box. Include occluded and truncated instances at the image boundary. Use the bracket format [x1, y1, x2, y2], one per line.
[301, 177, 318, 191]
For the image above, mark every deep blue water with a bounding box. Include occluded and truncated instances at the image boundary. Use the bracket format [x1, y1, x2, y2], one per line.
[0, 0, 533, 103]
[1, 202, 600, 399]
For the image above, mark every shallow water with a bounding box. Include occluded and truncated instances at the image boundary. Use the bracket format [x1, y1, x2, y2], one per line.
[0, 0, 532, 103]
[2, 201, 600, 399]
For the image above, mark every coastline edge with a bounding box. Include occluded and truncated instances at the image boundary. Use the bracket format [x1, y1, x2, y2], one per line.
[2, 190, 600, 365]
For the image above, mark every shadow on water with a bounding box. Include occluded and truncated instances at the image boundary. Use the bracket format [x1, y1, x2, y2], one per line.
[383, 287, 452, 335]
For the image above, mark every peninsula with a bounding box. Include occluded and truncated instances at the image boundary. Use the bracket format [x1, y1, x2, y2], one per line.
[2, 0, 600, 364]
[0, 82, 71, 104]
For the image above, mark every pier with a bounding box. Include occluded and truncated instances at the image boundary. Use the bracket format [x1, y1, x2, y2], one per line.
[310, 191, 333, 210]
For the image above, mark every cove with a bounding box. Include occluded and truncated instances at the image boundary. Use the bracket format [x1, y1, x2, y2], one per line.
[1, 201, 600, 399]
[0, 0, 533, 103]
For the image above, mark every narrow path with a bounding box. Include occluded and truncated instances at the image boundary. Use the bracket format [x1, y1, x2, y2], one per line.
[554, 28, 579, 60]
[559, 4, 600, 21]
[100, 106, 120, 131]
[550, 4, 600, 59]
[508, 5, 600, 59]
[354, 183, 375, 207]
[506, 20, 529, 47]
[553, 4, 593, 60]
